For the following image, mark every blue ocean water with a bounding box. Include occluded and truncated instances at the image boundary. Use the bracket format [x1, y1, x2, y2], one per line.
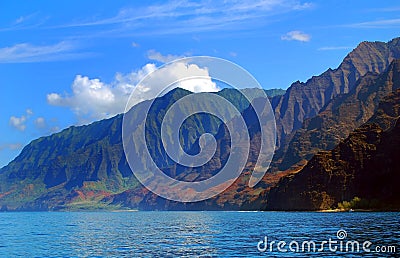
[0, 211, 398, 257]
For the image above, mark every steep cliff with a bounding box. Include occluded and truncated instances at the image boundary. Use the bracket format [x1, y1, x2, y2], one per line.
[273, 37, 400, 147]
[266, 89, 400, 210]
[279, 59, 400, 170]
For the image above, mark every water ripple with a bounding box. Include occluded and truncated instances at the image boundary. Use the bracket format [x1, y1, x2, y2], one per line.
[0, 211, 398, 257]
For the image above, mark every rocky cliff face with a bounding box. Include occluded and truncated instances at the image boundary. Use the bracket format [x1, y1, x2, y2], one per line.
[101, 97, 274, 210]
[278, 59, 400, 170]
[266, 88, 400, 210]
[273, 38, 400, 148]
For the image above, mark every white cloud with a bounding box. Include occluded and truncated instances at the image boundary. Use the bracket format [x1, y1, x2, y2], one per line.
[34, 117, 46, 129]
[292, 2, 313, 10]
[26, 109, 33, 116]
[47, 59, 219, 123]
[318, 46, 353, 51]
[13, 13, 40, 25]
[125, 61, 219, 110]
[369, 6, 400, 12]
[9, 116, 27, 131]
[0, 12, 45, 32]
[58, 0, 313, 35]
[47, 74, 127, 122]
[347, 18, 400, 28]
[47, 63, 157, 122]
[0, 143, 23, 152]
[147, 50, 183, 63]
[8, 109, 59, 135]
[49, 126, 60, 133]
[15, 16, 25, 24]
[46, 93, 62, 104]
[131, 42, 140, 48]
[281, 30, 311, 42]
[0, 41, 92, 63]
[33, 117, 60, 134]
[9, 109, 33, 131]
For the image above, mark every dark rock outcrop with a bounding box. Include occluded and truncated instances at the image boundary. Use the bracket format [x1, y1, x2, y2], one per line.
[266, 89, 400, 210]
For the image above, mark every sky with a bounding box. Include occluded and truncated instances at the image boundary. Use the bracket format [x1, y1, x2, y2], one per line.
[1, 0, 400, 167]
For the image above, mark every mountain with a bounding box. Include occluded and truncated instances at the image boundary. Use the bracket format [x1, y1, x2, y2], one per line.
[278, 58, 400, 170]
[105, 96, 277, 210]
[0, 115, 132, 210]
[0, 88, 283, 210]
[272, 37, 400, 148]
[266, 88, 400, 210]
[103, 41, 400, 211]
[2, 38, 400, 211]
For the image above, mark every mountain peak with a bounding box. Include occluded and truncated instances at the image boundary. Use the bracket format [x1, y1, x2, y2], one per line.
[162, 87, 193, 98]
[388, 37, 400, 45]
[272, 37, 400, 147]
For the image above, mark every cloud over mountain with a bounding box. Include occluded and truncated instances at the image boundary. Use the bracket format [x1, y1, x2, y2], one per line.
[47, 59, 219, 123]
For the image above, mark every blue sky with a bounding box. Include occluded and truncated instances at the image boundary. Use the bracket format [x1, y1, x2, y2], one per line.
[1, 0, 400, 167]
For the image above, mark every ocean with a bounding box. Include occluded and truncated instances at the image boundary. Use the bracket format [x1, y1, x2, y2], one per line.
[0, 211, 398, 257]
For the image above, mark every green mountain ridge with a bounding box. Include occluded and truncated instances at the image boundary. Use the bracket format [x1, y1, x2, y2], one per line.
[0, 88, 282, 210]
[2, 37, 400, 211]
